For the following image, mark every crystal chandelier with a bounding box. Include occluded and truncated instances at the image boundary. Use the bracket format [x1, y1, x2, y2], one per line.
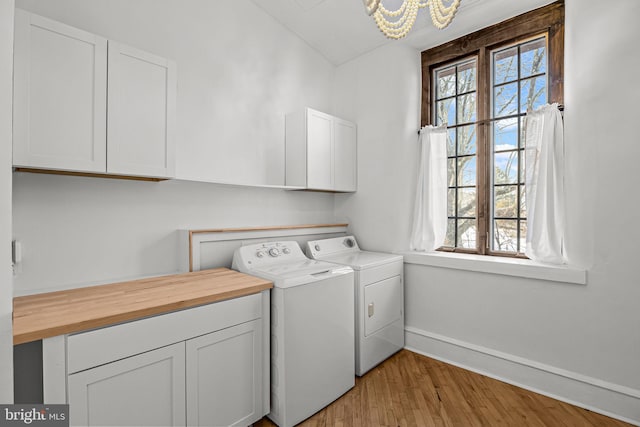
[363, 0, 461, 39]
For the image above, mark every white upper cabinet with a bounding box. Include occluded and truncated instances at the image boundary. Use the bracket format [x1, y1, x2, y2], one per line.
[285, 108, 357, 192]
[107, 42, 176, 178]
[13, 10, 176, 179]
[13, 9, 107, 173]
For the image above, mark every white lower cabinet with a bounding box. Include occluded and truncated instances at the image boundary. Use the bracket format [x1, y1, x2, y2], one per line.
[68, 342, 186, 427]
[44, 291, 269, 427]
[186, 321, 262, 427]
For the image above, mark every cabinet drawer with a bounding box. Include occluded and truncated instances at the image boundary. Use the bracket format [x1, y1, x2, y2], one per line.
[68, 293, 261, 374]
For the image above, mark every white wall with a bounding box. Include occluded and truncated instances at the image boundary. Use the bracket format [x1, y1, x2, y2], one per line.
[12, 0, 337, 295]
[332, 43, 420, 251]
[1, 0, 15, 404]
[333, 0, 640, 422]
[13, 175, 334, 294]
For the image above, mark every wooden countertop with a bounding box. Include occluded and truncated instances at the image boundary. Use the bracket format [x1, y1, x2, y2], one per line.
[13, 268, 272, 345]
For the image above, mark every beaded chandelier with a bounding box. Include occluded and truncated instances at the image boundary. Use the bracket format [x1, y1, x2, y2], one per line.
[363, 0, 461, 39]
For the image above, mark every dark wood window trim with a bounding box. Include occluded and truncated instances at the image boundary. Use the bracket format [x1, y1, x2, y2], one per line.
[420, 0, 564, 256]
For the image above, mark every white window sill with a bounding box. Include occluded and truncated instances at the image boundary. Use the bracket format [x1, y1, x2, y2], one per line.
[399, 251, 586, 285]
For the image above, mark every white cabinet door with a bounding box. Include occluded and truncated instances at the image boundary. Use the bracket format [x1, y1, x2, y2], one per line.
[68, 342, 186, 427]
[285, 108, 357, 192]
[13, 9, 107, 173]
[333, 118, 357, 192]
[107, 41, 176, 178]
[306, 109, 333, 191]
[186, 320, 262, 427]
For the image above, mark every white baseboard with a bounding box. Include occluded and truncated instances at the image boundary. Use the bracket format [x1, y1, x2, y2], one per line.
[405, 326, 640, 426]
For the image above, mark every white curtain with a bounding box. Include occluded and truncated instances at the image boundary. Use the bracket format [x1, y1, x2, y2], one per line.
[524, 103, 566, 264]
[410, 125, 448, 251]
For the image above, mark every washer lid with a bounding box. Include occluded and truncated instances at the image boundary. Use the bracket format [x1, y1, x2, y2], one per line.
[248, 260, 353, 288]
[315, 251, 403, 270]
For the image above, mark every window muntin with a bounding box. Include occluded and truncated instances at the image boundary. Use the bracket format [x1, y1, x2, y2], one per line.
[434, 59, 478, 249]
[490, 36, 548, 254]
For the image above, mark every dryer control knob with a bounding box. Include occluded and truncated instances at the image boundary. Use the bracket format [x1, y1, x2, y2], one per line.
[282, 247, 291, 254]
[268, 248, 280, 257]
[256, 251, 265, 258]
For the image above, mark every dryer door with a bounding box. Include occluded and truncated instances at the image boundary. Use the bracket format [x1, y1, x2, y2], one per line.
[364, 275, 402, 337]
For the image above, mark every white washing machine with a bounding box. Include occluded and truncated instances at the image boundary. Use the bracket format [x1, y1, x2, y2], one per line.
[306, 236, 404, 376]
[232, 241, 355, 427]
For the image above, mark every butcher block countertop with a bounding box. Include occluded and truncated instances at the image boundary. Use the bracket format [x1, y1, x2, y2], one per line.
[13, 268, 272, 345]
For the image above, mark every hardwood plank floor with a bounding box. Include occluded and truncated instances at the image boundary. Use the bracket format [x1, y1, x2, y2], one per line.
[254, 349, 632, 427]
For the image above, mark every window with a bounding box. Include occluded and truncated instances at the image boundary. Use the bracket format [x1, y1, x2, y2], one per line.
[421, 1, 564, 256]
[434, 59, 478, 249]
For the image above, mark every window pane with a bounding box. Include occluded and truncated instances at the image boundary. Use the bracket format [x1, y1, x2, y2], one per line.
[444, 219, 456, 247]
[494, 47, 518, 84]
[494, 151, 518, 184]
[458, 187, 476, 218]
[458, 156, 476, 186]
[519, 220, 527, 253]
[521, 38, 546, 78]
[437, 98, 456, 126]
[494, 185, 518, 218]
[494, 83, 518, 117]
[520, 185, 526, 217]
[493, 118, 518, 151]
[520, 76, 547, 113]
[457, 93, 477, 124]
[457, 125, 476, 155]
[437, 67, 456, 99]
[457, 219, 477, 249]
[448, 158, 456, 187]
[448, 188, 456, 216]
[493, 219, 518, 252]
[447, 128, 456, 157]
[457, 61, 476, 93]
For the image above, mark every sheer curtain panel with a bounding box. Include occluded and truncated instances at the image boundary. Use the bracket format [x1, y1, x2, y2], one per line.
[524, 103, 566, 264]
[410, 125, 448, 251]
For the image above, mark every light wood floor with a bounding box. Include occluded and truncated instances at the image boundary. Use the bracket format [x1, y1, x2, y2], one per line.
[255, 349, 631, 427]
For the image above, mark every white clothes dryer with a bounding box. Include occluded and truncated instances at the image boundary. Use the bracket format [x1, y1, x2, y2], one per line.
[306, 236, 404, 376]
[232, 241, 355, 427]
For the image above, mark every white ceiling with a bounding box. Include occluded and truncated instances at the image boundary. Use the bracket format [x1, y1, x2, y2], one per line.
[250, 0, 556, 65]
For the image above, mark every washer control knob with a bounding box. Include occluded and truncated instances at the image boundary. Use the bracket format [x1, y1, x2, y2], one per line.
[256, 251, 265, 258]
[315, 244, 321, 251]
[344, 238, 355, 248]
[268, 248, 280, 257]
[282, 247, 291, 254]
